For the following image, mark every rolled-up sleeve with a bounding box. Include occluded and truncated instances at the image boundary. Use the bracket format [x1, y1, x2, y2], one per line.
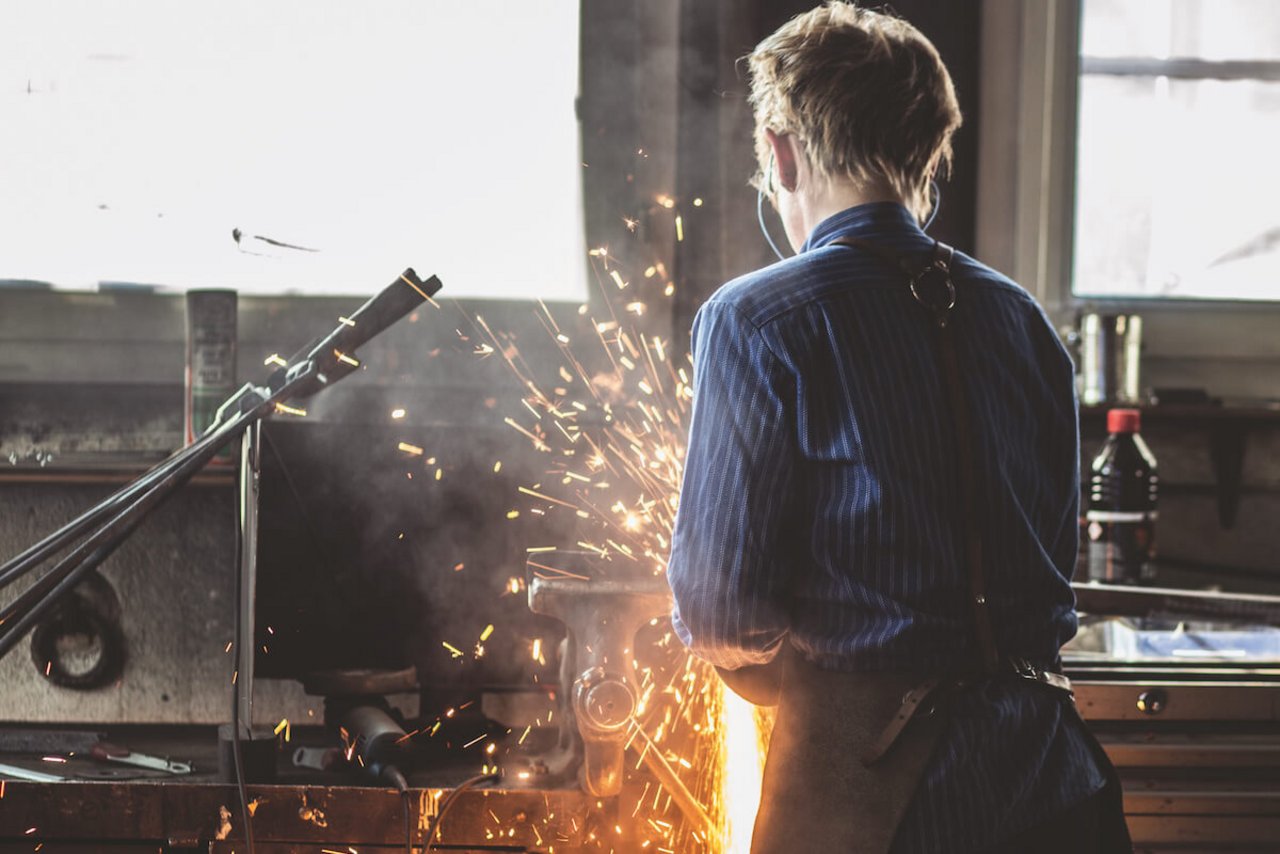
[666, 299, 795, 670]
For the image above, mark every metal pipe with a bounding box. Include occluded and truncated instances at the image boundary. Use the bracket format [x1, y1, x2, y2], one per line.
[0, 408, 256, 658]
[0, 396, 252, 593]
[1073, 581, 1280, 627]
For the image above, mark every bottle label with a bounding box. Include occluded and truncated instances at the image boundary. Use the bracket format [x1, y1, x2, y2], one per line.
[1085, 517, 1155, 584]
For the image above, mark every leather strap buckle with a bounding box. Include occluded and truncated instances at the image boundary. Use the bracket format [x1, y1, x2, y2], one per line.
[1008, 657, 1075, 698]
[861, 677, 943, 766]
[908, 243, 956, 323]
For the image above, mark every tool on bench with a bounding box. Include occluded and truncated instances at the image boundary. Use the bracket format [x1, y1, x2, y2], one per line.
[89, 742, 192, 775]
[0, 761, 65, 783]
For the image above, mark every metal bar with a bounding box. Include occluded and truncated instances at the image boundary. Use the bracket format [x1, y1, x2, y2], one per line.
[0, 408, 256, 659]
[0, 269, 436, 664]
[1081, 56, 1280, 81]
[0, 388, 253, 592]
[1072, 581, 1280, 627]
[0, 762, 64, 783]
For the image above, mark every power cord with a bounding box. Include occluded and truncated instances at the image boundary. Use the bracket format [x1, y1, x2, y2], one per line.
[230, 529, 256, 854]
[757, 167, 944, 260]
[423, 772, 500, 851]
[922, 179, 942, 231]
[266, 428, 414, 853]
[403, 787, 413, 854]
[756, 153, 789, 262]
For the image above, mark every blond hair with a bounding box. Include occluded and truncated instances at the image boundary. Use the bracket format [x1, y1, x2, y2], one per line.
[748, 2, 962, 220]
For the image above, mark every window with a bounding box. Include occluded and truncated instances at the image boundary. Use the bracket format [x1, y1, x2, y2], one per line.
[0, 1, 585, 300]
[1073, 0, 1280, 301]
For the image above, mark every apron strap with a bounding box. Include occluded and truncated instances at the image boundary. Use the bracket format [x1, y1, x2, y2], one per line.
[831, 235, 1000, 674]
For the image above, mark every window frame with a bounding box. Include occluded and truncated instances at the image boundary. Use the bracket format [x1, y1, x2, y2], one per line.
[977, 0, 1280, 400]
[0, 1, 683, 391]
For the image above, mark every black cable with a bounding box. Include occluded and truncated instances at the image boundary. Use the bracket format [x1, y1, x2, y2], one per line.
[262, 428, 332, 568]
[423, 773, 499, 851]
[267, 410, 413, 852]
[230, 471, 257, 854]
[229, 671, 255, 854]
[403, 787, 413, 854]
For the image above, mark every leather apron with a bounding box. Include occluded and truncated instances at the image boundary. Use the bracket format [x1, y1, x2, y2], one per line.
[745, 652, 945, 854]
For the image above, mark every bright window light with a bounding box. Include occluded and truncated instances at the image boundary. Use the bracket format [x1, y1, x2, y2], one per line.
[0, 1, 586, 300]
[1074, 0, 1280, 301]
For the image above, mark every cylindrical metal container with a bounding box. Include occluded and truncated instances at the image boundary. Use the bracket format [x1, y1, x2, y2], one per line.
[1079, 313, 1142, 405]
[184, 290, 238, 462]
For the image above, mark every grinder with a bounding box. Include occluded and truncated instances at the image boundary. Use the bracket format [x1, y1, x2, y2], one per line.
[528, 576, 671, 796]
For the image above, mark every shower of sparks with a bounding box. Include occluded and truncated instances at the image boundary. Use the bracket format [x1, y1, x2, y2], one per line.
[449, 217, 768, 852]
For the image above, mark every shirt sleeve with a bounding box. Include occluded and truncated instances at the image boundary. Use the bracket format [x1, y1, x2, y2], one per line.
[666, 299, 796, 670]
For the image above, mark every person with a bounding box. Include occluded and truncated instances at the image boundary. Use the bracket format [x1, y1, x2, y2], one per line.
[665, 4, 1132, 852]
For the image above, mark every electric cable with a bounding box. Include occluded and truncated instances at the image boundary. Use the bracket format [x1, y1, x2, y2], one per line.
[423, 772, 500, 851]
[922, 179, 942, 232]
[262, 429, 329, 558]
[403, 787, 413, 854]
[757, 167, 943, 260]
[230, 478, 256, 854]
[267, 430, 413, 851]
[756, 153, 789, 262]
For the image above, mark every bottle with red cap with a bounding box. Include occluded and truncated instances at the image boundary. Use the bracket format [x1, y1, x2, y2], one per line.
[1086, 408, 1159, 584]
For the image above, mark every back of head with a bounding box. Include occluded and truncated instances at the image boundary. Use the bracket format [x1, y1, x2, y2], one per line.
[748, 2, 962, 221]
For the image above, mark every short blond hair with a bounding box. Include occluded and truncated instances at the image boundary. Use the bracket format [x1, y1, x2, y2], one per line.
[748, 2, 962, 220]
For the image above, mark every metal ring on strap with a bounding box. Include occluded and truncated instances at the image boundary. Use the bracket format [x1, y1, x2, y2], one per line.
[908, 242, 957, 318]
[908, 270, 956, 314]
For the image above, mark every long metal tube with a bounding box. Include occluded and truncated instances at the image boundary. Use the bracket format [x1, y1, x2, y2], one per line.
[0, 394, 252, 593]
[0, 269, 438, 661]
[1073, 581, 1280, 627]
[0, 469, 157, 591]
[0, 407, 257, 658]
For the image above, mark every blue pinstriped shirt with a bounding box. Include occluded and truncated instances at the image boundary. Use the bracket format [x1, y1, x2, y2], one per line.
[667, 203, 1104, 852]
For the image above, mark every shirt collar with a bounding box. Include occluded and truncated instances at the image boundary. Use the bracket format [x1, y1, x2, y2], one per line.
[801, 202, 922, 253]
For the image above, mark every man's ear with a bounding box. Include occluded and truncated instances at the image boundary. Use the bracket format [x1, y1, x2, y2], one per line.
[765, 128, 800, 193]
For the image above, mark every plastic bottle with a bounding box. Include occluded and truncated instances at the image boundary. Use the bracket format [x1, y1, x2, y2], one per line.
[1086, 408, 1159, 584]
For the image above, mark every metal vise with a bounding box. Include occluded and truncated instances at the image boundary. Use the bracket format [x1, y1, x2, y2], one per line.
[528, 576, 671, 796]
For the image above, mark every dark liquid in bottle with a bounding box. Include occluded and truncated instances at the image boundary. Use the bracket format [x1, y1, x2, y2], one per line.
[1086, 409, 1158, 584]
